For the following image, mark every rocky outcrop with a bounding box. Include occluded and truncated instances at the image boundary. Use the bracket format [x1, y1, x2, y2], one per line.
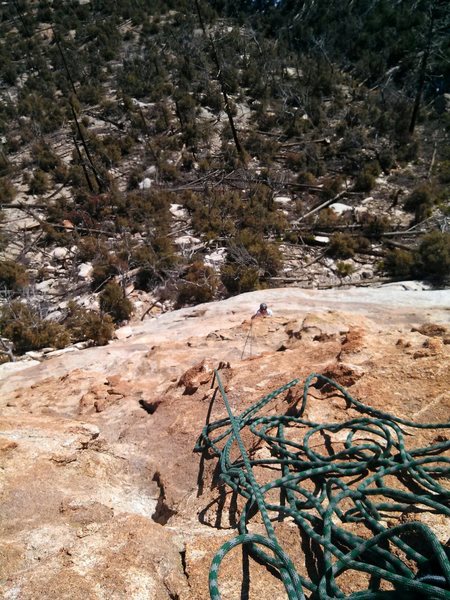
[1, 288, 449, 599]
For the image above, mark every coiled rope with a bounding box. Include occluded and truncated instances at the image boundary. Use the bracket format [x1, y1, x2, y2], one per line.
[195, 371, 450, 599]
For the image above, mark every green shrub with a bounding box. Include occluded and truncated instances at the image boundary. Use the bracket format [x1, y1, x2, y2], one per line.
[0, 301, 70, 353]
[28, 169, 49, 195]
[436, 160, 450, 184]
[404, 186, 435, 224]
[175, 261, 218, 308]
[396, 139, 419, 163]
[378, 149, 395, 172]
[0, 260, 28, 291]
[31, 142, 61, 172]
[221, 263, 260, 294]
[327, 233, 357, 259]
[336, 261, 355, 278]
[354, 169, 376, 192]
[314, 208, 341, 230]
[322, 176, 344, 199]
[91, 262, 119, 291]
[64, 301, 114, 346]
[383, 249, 414, 278]
[99, 282, 133, 323]
[362, 215, 391, 240]
[414, 231, 450, 282]
[0, 177, 16, 202]
[245, 133, 279, 163]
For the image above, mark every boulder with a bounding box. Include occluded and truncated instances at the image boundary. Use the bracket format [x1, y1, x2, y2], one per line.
[329, 202, 353, 216]
[115, 325, 133, 340]
[138, 177, 152, 189]
[78, 263, 93, 279]
[51, 247, 69, 260]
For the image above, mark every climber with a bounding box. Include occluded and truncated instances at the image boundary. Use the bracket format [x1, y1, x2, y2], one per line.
[252, 302, 273, 319]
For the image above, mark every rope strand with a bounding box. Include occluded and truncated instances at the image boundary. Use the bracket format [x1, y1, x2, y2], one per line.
[195, 371, 450, 599]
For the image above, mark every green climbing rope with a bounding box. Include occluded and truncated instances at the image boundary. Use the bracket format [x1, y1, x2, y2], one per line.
[195, 371, 450, 599]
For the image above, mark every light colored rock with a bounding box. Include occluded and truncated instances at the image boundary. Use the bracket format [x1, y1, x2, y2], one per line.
[273, 195, 292, 205]
[329, 202, 353, 215]
[138, 177, 152, 190]
[45, 347, 78, 358]
[73, 341, 90, 350]
[41, 347, 56, 354]
[314, 235, 330, 245]
[115, 326, 133, 340]
[0, 359, 40, 375]
[170, 203, 188, 219]
[45, 310, 63, 321]
[381, 280, 433, 291]
[204, 248, 226, 266]
[51, 247, 69, 260]
[285, 66, 300, 78]
[174, 235, 201, 246]
[0, 289, 449, 600]
[78, 263, 93, 279]
[35, 279, 54, 292]
[25, 351, 44, 360]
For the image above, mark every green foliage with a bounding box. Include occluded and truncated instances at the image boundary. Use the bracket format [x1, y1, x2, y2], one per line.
[362, 215, 391, 240]
[314, 208, 341, 230]
[396, 139, 419, 163]
[0, 301, 69, 353]
[322, 177, 344, 200]
[221, 228, 282, 295]
[0, 177, 16, 202]
[383, 249, 414, 278]
[0, 260, 28, 291]
[327, 233, 358, 259]
[132, 239, 178, 292]
[64, 301, 114, 346]
[436, 161, 450, 184]
[336, 261, 355, 278]
[383, 232, 449, 283]
[354, 168, 376, 193]
[245, 133, 279, 164]
[176, 261, 218, 308]
[221, 263, 260, 295]
[404, 185, 435, 224]
[28, 169, 49, 195]
[91, 260, 121, 291]
[31, 142, 61, 172]
[414, 231, 450, 282]
[99, 281, 133, 323]
[378, 148, 395, 172]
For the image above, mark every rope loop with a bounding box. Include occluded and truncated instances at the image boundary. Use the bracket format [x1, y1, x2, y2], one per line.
[196, 371, 450, 599]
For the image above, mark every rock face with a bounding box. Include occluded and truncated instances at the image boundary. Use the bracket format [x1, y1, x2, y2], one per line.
[0, 288, 449, 599]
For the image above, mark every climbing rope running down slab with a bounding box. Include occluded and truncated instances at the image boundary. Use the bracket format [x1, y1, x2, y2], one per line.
[195, 371, 450, 600]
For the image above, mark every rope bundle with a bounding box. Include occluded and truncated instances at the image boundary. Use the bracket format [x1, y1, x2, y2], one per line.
[195, 371, 450, 599]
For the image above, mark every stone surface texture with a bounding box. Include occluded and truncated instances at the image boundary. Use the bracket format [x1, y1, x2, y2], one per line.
[0, 287, 449, 599]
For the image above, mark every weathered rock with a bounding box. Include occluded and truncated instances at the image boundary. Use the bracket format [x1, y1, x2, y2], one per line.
[115, 325, 133, 340]
[78, 262, 93, 279]
[0, 359, 40, 376]
[138, 177, 152, 189]
[51, 247, 70, 261]
[35, 278, 55, 292]
[413, 323, 448, 337]
[178, 358, 214, 394]
[0, 290, 448, 599]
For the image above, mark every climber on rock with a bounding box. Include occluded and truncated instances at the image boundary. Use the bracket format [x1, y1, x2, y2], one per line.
[252, 302, 273, 319]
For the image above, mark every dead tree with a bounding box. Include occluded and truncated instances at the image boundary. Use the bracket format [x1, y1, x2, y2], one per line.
[193, 0, 246, 164]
